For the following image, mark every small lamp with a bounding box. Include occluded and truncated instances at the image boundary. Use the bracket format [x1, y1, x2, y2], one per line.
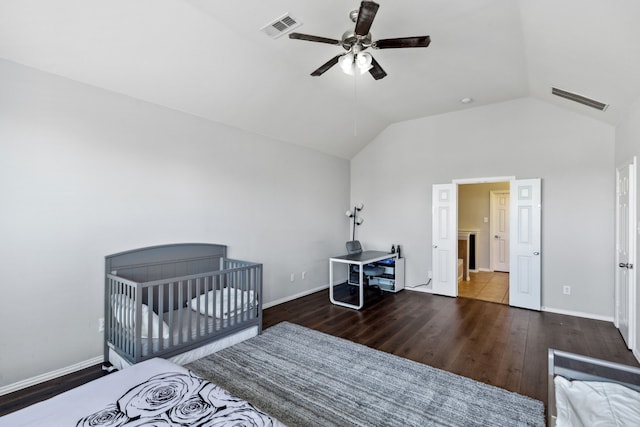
[346, 203, 364, 240]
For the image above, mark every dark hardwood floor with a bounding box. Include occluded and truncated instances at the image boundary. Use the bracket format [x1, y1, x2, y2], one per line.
[0, 363, 112, 416]
[1, 288, 637, 418]
[263, 289, 639, 409]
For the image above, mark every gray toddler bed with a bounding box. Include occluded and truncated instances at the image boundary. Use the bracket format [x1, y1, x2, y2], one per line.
[104, 243, 262, 365]
[548, 348, 640, 426]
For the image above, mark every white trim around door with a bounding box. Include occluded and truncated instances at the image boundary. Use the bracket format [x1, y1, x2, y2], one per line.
[431, 176, 542, 311]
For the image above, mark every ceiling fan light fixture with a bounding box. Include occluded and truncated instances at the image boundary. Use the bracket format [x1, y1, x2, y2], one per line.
[339, 52, 372, 76]
[356, 52, 373, 74]
[339, 52, 355, 75]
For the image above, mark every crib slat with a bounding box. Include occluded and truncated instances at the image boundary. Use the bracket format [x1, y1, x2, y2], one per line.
[225, 275, 231, 328]
[135, 283, 142, 362]
[178, 281, 184, 345]
[213, 274, 219, 332]
[158, 284, 164, 350]
[233, 275, 239, 326]
[167, 281, 174, 351]
[146, 287, 153, 358]
[186, 279, 193, 342]
[203, 275, 210, 335]
[195, 277, 201, 339]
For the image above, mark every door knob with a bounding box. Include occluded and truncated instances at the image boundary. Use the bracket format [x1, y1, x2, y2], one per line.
[619, 262, 634, 269]
[533, 252, 540, 255]
[494, 235, 499, 239]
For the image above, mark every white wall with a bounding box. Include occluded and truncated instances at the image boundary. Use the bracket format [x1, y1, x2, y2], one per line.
[351, 98, 615, 317]
[0, 59, 349, 387]
[614, 96, 640, 359]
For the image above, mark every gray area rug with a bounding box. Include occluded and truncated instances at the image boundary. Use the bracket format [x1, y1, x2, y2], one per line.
[186, 322, 544, 427]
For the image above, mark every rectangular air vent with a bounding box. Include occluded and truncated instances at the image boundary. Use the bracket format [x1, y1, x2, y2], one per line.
[260, 13, 302, 39]
[551, 87, 608, 111]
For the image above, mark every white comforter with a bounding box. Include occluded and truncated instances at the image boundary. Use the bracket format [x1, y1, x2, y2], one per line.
[554, 376, 640, 426]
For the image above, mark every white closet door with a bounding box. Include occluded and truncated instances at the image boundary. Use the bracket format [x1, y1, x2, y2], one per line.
[490, 191, 510, 272]
[615, 158, 636, 350]
[431, 184, 457, 297]
[509, 179, 541, 310]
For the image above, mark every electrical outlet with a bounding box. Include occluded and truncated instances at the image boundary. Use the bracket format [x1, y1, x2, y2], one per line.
[428, 270, 432, 279]
[563, 286, 571, 295]
[290, 273, 295, 282]
[98, 317, 105, 332]
[302, 271, 306, 280]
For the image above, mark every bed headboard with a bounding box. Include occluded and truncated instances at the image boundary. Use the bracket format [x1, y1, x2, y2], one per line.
[105, 243, 228, 283]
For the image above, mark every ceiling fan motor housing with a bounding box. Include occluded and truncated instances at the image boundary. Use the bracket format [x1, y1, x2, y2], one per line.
[341, 30, 372, 51]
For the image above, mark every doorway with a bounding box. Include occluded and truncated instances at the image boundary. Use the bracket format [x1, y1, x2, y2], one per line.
[432, 177, 541, 310]
[457, 182, 510, 304]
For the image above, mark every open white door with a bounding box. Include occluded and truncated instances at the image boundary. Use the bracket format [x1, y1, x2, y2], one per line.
[615, 157, 636, 349]
[432, 184, 457, 297]
[509, 179, 541, 310]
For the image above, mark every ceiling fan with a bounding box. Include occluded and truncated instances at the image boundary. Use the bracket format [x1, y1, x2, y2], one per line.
[289, 1, 431, 80]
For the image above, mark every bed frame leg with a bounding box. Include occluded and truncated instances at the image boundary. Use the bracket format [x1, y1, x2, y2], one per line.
[101, 363, 117, 373]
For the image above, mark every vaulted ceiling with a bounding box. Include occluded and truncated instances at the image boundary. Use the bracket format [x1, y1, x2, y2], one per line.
[1, 0, 639, 159]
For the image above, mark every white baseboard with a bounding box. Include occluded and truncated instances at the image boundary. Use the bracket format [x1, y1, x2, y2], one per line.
[0, 355, 104, 396]
[2, 288, 329, 396]
[263, 284, 328, 309]
[633, 347, 640, 364]
[541, 306, 614, 322]
[404, 286, 432, 293]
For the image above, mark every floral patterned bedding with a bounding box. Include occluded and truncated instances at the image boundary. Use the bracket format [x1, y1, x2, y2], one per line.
[0, 358, 284, 427]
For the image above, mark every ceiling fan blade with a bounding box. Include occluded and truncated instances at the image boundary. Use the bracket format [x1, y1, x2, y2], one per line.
[354, 1, 379, 36]
[369, 56, 387, 80]
[289, 32, 341, 45]
[311, 55, 342, 76]
[374, 36, 431, 49]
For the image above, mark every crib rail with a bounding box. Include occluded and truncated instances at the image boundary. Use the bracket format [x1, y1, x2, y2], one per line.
[105, 258, 262, 364]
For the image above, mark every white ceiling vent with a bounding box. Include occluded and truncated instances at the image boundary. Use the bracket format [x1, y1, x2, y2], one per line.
[260, 14, 302, 39]
[551, 87, 609, 111]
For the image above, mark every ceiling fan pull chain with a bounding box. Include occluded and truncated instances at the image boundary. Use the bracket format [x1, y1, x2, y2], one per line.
[353, 72, 358, 136]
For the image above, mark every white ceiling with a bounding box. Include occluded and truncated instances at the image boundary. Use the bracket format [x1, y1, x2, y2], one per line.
[1, 0, 639, 159]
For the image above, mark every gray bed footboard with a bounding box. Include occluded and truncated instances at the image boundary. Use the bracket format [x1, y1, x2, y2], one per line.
[547, 348, 640, 426]
[104, 243, 262, 365]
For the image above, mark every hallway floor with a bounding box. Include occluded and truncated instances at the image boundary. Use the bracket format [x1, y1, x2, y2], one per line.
[458, 271, 509, 304]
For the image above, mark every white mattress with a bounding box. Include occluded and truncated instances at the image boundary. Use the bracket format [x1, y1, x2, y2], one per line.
[0, 358, 283, 427]
[114, 306, 256, 357]
[108, 325, 259, 370]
